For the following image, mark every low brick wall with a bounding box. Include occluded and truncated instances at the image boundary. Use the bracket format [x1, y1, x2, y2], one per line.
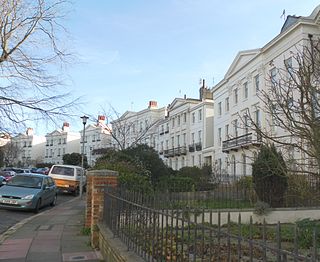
[97, 222, 143, 262]
[85, 169, 118, 248]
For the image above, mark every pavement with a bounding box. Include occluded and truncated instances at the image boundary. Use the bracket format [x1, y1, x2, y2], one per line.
[0, 197, 103, 262]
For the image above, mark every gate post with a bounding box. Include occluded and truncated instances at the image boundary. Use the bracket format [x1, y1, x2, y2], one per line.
[85, 169, 118, 247]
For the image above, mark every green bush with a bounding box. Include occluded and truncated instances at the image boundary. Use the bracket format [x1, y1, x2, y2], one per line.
[252, 144, 288, 207]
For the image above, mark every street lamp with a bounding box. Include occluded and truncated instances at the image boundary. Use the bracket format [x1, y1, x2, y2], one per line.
[80, 115, 89, 198]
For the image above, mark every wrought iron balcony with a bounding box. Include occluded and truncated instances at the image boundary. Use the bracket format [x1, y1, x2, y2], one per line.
[164, 146, 187, 158]
[222, 132, 262, 153]
[195, 142, 202, 151]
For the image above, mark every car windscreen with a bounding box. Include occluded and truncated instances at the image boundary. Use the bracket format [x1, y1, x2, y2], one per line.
[51, 166, 74, 176]
[8, 175, 43, 189]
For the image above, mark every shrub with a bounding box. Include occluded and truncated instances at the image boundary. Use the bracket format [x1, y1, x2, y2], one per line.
[252, 144, 288, 207]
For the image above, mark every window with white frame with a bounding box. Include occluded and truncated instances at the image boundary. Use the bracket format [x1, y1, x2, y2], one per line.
[192, 112, 195, 123]
[177, 135, 180, 147]
[178, 115, 181, 125]
[183, 133, 186, 145]
[218, 102, 222, 116]
[218, 128, 222, 146]
[191, 132, 195, 143]
[242, 154, 247, 176]
[233, 119, 238, 137]
[255, 109, 261, 127]
[243, 82, 248, 99]
[171, 137, 174, 148]
[198, 155, 202, 167]
[244, 113, 249, 134]
[225, 124, 229, 139]
[225, 97, 229, 112]
[231, 155, 236, 176]
[254, 74, 260, 93]
[270, 68, 277, 87]
[183, 112, 187, 123]
[234, 88, 238, 104]
[198, 109, 202, 121]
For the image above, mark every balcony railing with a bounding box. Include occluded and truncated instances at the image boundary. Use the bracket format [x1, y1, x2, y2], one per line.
[195, 142, 202, 151]
[222, 132, 262, 153]
[163, 146, 187, 158]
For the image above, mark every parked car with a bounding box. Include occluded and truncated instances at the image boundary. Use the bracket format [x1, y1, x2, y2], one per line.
[0, 170, 16, 181]
[0, 173, 58, 213]
[34, 167, 50, 175]
[48, 164, 85, 195]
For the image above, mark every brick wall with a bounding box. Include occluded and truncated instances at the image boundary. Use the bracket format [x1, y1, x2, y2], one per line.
[85, 169, 118, 247]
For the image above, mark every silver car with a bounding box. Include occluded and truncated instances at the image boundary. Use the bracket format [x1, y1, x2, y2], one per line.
[0, 173, 57, 213]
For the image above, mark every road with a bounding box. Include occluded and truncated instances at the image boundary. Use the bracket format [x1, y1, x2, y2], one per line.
[0, 192, 75, 235]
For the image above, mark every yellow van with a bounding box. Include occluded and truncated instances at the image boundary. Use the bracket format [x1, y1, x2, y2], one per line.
[48, 164, 85, 195]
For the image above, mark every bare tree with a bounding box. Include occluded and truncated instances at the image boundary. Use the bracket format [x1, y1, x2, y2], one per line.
[1, 141, 19, 166]
[0, 0, 78, 133]
[97, 105, 162, 151]
[251, 36, 320, 175]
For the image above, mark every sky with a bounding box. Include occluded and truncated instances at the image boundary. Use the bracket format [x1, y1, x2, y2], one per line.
[56, 0, 320, 133]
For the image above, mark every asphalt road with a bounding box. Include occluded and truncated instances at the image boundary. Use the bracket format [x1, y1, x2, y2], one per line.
[0, 192, 75, 235]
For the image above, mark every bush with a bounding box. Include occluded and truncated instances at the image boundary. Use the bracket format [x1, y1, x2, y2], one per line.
[252, 144, 288, 207]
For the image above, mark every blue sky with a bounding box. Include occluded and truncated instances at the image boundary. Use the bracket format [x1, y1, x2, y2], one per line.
[60, 0, 320, 132]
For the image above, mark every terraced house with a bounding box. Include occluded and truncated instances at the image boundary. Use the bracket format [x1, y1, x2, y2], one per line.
[212, 5, 320, 178]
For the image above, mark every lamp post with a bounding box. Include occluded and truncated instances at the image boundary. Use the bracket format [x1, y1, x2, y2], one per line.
[80, 115, 89, 198]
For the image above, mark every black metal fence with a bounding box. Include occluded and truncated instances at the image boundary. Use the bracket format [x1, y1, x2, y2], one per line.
[103, 185, 320, 261]
[154, 174, 320, 209]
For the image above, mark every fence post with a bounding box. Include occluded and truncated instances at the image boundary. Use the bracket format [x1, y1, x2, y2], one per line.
[85, 169, 118, 248]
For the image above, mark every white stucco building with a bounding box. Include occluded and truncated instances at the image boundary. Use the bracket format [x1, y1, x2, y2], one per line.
[159, 84, 214, 170]
[45, 122, 80, 164]
[111, 101, 167, 150]
[81, 115, 113, 166]
[10, 128, 46, 166]
[212, 5, 320, 178]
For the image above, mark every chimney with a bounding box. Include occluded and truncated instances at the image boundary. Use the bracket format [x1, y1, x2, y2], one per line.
[199, 79, 213, 100]
[98, 115, 106, 123]
[148, 101, 158, 109]
[26, 128, 34, 136]
[62, 122, 70, 132]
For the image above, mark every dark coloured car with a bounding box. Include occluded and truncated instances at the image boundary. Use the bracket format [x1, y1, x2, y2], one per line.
[0, 173, 58, 213]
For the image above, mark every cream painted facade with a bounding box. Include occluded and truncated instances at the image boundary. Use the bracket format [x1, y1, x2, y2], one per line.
[111, 101, 167, 150]
[212, 5, 320, 178]
[45, 122, 80, 164]
[158, 86, 214, 170]
[81, 116, 113, 166]
[10, 128, 46, 166]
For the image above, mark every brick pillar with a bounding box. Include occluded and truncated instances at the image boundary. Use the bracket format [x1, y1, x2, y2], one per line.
[85, 169, 118, 248]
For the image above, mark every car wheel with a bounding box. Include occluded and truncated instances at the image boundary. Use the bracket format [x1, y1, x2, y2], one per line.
[34, 199, 41, 213]
[50, 194, 57, 206]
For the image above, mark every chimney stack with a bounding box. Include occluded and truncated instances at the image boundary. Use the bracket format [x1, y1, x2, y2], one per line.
[148, 101, 158, 109]
[98, 115, 106, 124]
[62, 122, 70, 132]
[26, 128, 34, 136]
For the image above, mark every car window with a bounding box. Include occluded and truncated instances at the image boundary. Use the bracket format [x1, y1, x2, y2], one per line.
[51, 166, 74, 176]
[8, 175, 43, 189]
[43, 177, 50, 187]
[48, 177, 55, 186]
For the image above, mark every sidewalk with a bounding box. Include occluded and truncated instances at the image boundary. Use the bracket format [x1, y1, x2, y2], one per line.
[0, 197, 103, 262]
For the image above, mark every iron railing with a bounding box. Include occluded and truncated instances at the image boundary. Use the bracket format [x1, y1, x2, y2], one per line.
[103, 185, 320, 261]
